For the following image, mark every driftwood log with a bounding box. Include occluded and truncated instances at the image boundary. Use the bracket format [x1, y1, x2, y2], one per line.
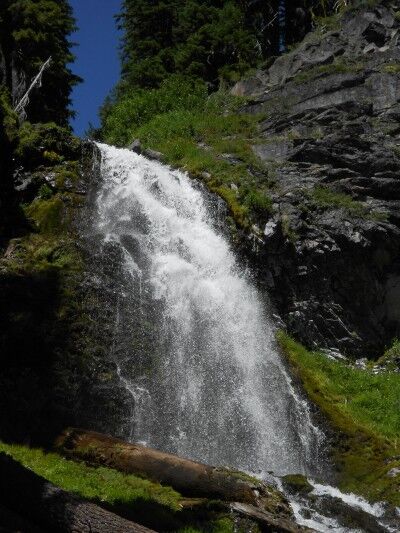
[0, 452, 155, 533]
[56, 428, 290, 515]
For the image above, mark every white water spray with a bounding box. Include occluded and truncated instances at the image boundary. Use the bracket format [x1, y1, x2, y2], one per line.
[94, 143, 324, 476]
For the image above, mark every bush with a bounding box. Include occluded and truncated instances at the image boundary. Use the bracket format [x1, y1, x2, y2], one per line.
[101, 76, 207, 146]
[15, 122, 81, 168]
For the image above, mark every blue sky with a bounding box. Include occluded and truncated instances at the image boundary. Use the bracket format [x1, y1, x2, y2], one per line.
[69, 0, 122, 137]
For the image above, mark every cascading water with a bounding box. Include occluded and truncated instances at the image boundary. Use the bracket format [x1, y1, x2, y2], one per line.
[92, 142, 324, 478]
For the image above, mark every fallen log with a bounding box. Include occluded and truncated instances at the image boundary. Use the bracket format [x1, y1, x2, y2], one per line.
[0, 452, 155, 533]
[56, 428, 291, 517]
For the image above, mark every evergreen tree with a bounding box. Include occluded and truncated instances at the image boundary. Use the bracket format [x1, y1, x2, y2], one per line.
[116, 0, 337, 94]
[117, 0, 262, 90]
[0, 0, 80, 126]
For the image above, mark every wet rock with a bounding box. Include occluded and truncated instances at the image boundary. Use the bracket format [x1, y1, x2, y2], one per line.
[281, 475, 313, 495]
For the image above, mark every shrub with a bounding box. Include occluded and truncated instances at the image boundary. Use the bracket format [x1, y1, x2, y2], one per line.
[15, 122, 81, 168]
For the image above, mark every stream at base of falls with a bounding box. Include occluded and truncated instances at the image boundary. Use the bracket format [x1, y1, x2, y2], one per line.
[88, 143, 399, 532]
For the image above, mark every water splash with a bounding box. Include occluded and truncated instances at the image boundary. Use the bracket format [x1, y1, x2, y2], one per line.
[93, 142, 324, 476]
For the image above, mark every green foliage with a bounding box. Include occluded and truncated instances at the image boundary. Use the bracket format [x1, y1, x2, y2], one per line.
[0, 86, 18, 141]
[277, 331, 400, 504]
[0, 443, 181, 510]
[2, 234, 80, 274]
[102, 82, 273, 227]
[309, 185, 387, 221]
[242, 189, 273, 215]
[15, 121, 81, 167]
[24, 195, 65, 234]
[115, 0, 349, 94]
[101, 76, 206, 146]
[310, 186, 365, 212]
[0, 443, 254, 531]
[117, 0, 262, 89]
[376, 338, 400, 371]
[0, 0, 81, 125]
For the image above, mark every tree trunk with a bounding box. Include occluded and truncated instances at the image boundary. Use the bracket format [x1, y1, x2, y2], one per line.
[0, 452, 155, 533]
[56, 428, 291, 516]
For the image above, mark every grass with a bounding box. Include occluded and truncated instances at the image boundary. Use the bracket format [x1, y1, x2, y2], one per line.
[0, 442, 245, 532]
[309, 186, 388, 221]
[277, 331, 400, 505]
[101, 79, 274, 229]
[0, 442, 181, 509]
[134, 105, 273, 229]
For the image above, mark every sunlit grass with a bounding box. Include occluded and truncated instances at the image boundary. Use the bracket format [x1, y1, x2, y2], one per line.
[277, 331, 400, 504]
[0, 442, 181, 510]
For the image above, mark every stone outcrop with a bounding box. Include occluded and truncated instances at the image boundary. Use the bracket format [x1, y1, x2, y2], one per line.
[233, 0, 400, 357]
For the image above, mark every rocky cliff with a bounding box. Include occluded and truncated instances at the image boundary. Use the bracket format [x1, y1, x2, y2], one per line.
[233, 0, 400, 357]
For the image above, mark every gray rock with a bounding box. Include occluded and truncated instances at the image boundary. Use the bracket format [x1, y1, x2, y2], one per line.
[128, 139, 142, 154]
[142, 148, 165, 163]
[236, 0, 400, 357]
[387, 467, 400, 478]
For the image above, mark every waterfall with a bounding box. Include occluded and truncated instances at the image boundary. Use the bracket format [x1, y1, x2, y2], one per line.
[91, 143, 324, 477]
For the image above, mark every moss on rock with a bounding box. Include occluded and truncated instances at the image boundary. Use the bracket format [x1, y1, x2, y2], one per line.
[281, 474, 313, 495]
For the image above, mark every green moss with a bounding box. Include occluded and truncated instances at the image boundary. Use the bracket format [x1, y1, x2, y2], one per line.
[308, 186, 387, 220]
[277, 331, 400, 505]
[281, 474, 313, 495]
[24, 195, 65, 234]
[1, 234, 81, 275]
[382, 63, 400, 75]
[54, 162, 81, 188]
[214, 186, 249, 228]
[293, 59, 365, 85]
[242, 190, 273, 215]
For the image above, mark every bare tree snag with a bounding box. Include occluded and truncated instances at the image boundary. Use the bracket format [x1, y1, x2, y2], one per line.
[0, 453, 156, 533]
[56, 428, 292, 518]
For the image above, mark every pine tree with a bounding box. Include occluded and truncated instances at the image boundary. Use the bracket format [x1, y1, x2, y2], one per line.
[0, 0, 80, 126]
[117, 0, 263, 90]
[116, 0, 336, 94]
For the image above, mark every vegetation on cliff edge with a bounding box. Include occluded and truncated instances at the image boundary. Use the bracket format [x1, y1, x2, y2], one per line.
[277, 331, 400, 505]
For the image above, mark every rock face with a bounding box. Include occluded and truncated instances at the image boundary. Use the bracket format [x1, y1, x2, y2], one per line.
[233, 0, 400, 356]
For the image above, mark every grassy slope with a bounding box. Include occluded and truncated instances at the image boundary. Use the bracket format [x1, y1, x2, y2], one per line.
[101, 79, 276, 231]
[0, 442, 243, 533]
[277, 332, 400, 505]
